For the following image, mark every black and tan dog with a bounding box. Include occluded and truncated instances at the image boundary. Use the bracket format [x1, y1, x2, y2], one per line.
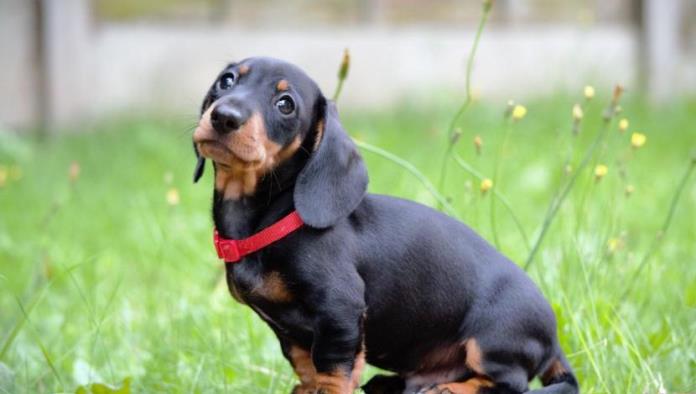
[192, 57, 578, 394]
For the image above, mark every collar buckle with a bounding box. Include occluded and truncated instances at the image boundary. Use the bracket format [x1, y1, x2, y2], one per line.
[214, 229, 241, 263]
[212, 210, 304, 265]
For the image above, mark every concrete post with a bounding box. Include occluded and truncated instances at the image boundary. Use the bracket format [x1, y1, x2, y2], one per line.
[42, 0, 93, 127]
[641, 0, 683, 102]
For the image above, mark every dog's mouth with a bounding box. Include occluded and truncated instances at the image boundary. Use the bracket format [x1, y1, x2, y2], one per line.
[195, 138, 266, 169]
[196, 140, 234, 167]
[193, 109, 268, 169]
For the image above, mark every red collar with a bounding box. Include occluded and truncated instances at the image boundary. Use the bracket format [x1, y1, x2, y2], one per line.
[214, 210, 304, 263]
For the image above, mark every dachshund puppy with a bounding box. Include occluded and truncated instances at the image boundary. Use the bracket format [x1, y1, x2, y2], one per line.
[192, 57, 578, 394]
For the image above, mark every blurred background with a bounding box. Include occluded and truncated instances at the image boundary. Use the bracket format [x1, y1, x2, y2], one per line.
[0, 0, 695, 130]
[1, 1, 696, 393]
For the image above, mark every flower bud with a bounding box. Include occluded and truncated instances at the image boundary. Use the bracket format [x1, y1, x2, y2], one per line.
[594, 164, 608, 181]
[584, 85, 595, 100]
[618, 118, 629, 133]
[572, 104, 583, 121]
[69, 161, 81, 183]
[480, 178, 493, 194]
[338, 48, 350, 81]
[473, 135, 483, 155]
[631, 132, 646, 149]
[167, 188, 180, 206]
[512, 105, 527, 121]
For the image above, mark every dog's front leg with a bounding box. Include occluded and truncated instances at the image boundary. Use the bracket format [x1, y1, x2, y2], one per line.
[309, 289, 366, 394]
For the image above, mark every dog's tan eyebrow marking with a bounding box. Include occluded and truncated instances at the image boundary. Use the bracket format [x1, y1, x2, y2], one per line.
[276, 79, 289, 91]
[238, 64, 250, 75]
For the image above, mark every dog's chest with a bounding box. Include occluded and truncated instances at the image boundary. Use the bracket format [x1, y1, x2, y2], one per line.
[225, 259, 294, 305]
[225, 260, 263, 303]
[225, 261, 313, 341]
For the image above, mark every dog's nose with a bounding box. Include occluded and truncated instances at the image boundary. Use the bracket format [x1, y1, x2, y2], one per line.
[210, 104, 245, 134]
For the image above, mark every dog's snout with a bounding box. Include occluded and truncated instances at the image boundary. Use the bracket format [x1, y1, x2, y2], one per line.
[211, 104, 246, 134]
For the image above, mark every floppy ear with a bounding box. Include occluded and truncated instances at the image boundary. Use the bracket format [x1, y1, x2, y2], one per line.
[192, 142, 206, 183]
[294, 101, 368, 228]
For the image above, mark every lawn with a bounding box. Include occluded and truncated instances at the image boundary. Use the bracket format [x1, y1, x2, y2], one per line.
[1, 93, 695, 393]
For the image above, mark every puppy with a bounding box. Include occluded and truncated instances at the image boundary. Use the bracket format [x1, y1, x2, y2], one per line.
[192, 57, 578, 394]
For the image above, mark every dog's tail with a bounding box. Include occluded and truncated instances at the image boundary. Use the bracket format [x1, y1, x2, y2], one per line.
[527, 351, 578, 394]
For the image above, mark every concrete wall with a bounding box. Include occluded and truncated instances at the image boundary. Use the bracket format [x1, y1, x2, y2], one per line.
[1, 0, 694, 130]
[90, 24, 640, 115]
[0, 0, 41, 127]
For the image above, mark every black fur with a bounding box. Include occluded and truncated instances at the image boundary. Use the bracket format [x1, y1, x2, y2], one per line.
[193, 57, 578, 394]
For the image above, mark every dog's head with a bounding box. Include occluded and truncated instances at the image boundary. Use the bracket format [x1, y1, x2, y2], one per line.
[193, 57, 368, 228]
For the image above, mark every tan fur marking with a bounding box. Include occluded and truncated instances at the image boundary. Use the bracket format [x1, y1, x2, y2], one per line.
[313, 119, 325, 152]
[350, 350, 366, 389]
[315, 371, 353, 394]
[252, 271, 293, 302]
[417, 343, 467, 373]
[424, 377, 495, 394]
[238, 64, 249, 75]
[276, 79, 289, 91]
[465, 338, 484, 375]
[289, 346, 317, 392]
[541, 358, 567, 384]
[288, 346, 363, 394]
[194, 106, 302, 200]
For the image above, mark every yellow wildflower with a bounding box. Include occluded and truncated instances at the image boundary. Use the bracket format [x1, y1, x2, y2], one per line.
[480, 178, 493, 194]
[625, 184, 635, 197]
[594, 164, 608, 181]
[584, 85, 595, 100]
[618, 118, 629, 133]
[166, 188, 180, 206]
[631, 132, 646, 149]
[512, 105, 527, 121]
[9, 165, 22, 180]
[0, 166, 7, 188]
[572, 104, 583, 121]
[473, 135, 483, 155]
[607, 237, 623, 254]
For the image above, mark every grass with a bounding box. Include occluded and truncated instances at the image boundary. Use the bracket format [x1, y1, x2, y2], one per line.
[1, 93, 695, 393]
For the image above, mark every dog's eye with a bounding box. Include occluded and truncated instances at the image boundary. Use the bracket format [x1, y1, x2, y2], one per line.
[218, 73, 236, 90]
[276, 96, 295, 115]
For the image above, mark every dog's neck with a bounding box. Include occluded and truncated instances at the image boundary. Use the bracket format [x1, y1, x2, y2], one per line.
[210, 113, 321, 240]
[211, 153, 307, 239]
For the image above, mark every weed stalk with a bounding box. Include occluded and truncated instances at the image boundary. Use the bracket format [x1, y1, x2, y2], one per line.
[436, 1, 493, 201]
[619, 157, 695, 300]
[524, 86, 624, 269]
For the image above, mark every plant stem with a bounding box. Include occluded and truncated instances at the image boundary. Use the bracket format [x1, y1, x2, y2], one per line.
[453, 153, 531, 252]
[333, 49, 350, 101]
[354, 139, 459, 218]
[489, 120, 513, 248]
[330, 47, 459, 218]
[333, 78, 345, 102]
[524, 114, 615, 270]
[619, 159, 695, 301]
[436, 3, 492, 203]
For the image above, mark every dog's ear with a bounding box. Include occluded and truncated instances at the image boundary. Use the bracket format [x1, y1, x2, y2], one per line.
[192, 142, 205, 183]
[294, 100, 368, 228]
